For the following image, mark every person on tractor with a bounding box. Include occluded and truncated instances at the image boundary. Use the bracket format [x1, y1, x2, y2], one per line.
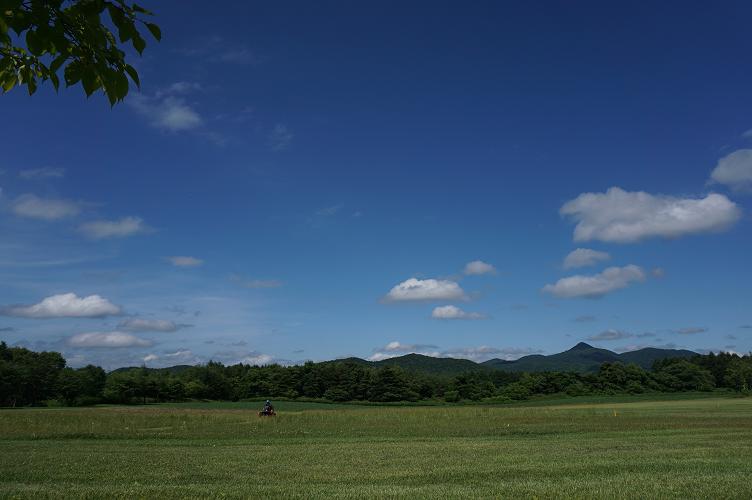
[259, 399, 275, 416]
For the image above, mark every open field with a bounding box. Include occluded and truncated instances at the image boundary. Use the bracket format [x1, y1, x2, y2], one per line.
[2, 397, 752, 498]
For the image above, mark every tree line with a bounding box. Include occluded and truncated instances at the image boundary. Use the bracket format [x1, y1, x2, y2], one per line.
[2, 341, 751, 407]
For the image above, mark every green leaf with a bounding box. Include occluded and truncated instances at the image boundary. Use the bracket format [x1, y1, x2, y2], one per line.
[49, 71, 60, 91]
[64, 62, 82, 86]
[49, 54, 67, 74]
[1, 70, 18, 92]
[131, 31, 146, 54]
[25, 29, 44, 56]
[81, 70, 100, 97]
[113, 71, 128, 99]
[124, 64, 139, 88]
[144, 22, 160, 41]
[27, 75, 37, 95]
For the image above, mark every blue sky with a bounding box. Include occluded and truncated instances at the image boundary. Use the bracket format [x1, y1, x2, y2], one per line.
[1, 1, 751, 369]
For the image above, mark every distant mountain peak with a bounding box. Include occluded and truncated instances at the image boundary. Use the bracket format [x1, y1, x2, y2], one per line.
[570, 342, 594, 351]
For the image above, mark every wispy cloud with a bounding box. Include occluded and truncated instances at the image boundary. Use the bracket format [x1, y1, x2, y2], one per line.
[673, 327, 708, 335]
[316, 204, 344, 217]
[573, 315, 597, 323]
[11, 194, 81, 220]
[79, 217, 148, 239]
[167, 256, 203, 267]
[117, 318, 191, 332]
[178, 36, 262, 66]
[229, 274, 283, 289]
[587, 329, 633, 341]
[18, 167, 65, 180]
[269, 124, 294, 151]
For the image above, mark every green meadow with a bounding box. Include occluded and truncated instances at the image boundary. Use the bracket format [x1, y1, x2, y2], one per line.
[1, 396, 752, 498]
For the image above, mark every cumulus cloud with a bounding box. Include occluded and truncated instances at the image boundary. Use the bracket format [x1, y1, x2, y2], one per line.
[0, 293, 121, 318]
[143, 353, 159, 362]
[463, 260, 496, 275]
[542, 265, 646, 299]
[710, 149, 752, 192]
[431, 305, 486, 320]
[18, 167, 65, 180]
[167, 256, 203, 267]
[383, 278, 466, 302]
[563, 248, 610, 269]
[117, 318, 189, 332]
[68, 331, 152, 348]
[11, 194, 81, 220]
[560, 187, 740, 243]
[78, 217, 148, 239]
[587, 329, 634, 341]
[673, 327, 708, 335]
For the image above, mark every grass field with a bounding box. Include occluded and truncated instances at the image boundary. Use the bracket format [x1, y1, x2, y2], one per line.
[2, 396, 752, 498]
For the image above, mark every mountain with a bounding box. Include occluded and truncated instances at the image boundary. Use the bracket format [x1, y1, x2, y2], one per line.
[328, 353, 482, 376]
[139, 344, 698, 377]
[481, 342, 696, 373]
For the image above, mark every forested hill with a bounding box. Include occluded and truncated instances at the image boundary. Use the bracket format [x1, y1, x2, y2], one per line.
[325, 343, 697, 376]
[481, 343, 697, 373]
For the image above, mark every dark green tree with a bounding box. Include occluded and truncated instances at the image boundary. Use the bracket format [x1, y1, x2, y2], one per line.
[1, 0, 160, 104]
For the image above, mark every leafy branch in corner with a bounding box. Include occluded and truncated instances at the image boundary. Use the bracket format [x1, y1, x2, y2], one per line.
[0, 0, 160, 105]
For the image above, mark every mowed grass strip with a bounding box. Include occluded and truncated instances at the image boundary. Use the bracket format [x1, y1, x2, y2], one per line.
[1, 398, 752, 498]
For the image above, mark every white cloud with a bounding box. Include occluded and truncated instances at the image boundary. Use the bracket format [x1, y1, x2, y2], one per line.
[431, 305, 486, 320]
[441, 346, 542, 362]
[560, 187, 740, 243]
[563, 248, 610, 269]
[463, 260, 496, 275]
[542, 265, 646, 299]
[12, 194, 81, 220]
[0, 293, 121, 318]
[383, 278, 466, 302]
[78, 217, 147, 239]
[118, 318, 189, 332]
[367, 342, 541, 362]
[710, 149, 752, 192]
[129, 85, 203, 132]
[143, 354, 159, 362]
[367, 341, 440, 361]
[68, 331, 152, 348]
[18, 167, 65, 180]
[587, 329, 634, 341]
[269, 124, 293, 151]
[167, 256, 203, 267]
